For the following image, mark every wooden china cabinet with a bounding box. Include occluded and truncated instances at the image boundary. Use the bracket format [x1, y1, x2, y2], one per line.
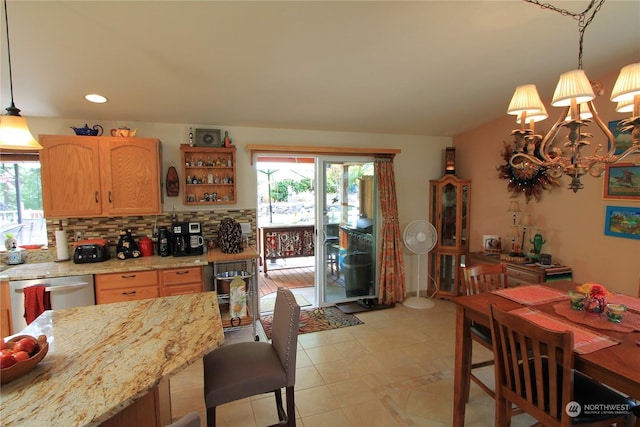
[428, 175, 471, 298]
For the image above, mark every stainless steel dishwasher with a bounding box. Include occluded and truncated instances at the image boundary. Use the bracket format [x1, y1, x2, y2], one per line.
[9, 275, 95, 333]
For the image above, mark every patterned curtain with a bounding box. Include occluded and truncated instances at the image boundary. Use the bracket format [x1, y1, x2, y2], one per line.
[375, 155, 406, 304]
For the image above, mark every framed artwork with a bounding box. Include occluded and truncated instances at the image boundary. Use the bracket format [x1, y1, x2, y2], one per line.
[194, 128, 222, 147]
[603, 163, 640, 200]
[607, 120, 633, 155]
[604, 205, 640, 240]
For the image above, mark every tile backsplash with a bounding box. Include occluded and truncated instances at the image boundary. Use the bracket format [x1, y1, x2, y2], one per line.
[2, 209, 256, 264]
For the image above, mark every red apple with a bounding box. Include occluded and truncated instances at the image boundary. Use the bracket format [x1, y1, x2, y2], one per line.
[13, 337, 37, 355]
[0, 352, 16, 369]
[13, 350, 30, 362]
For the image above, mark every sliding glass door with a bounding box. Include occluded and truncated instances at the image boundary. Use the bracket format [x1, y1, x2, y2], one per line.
[316, 157, 377, 305]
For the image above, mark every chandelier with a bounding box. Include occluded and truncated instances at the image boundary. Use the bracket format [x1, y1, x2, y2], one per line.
[507, 0, 639, 193]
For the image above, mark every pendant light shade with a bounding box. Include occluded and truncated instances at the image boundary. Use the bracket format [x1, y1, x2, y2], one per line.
[0, 0, 41, 151]
[0, 114, 42, 150]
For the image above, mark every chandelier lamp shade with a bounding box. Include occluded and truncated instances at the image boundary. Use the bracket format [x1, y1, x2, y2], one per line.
[506, 1, 639, 193]
[0, 0, 41, 151]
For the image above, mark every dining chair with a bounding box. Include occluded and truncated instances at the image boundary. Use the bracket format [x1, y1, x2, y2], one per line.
[459, 262, 508, 401]
[203, 287, 301, 427]
[488, 304, 635, 426]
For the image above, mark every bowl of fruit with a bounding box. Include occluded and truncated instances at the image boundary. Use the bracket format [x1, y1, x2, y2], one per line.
[0, 335, 49, 384]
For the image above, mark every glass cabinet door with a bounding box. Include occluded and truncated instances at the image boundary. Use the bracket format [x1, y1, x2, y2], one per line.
[440, 182, 458, 248]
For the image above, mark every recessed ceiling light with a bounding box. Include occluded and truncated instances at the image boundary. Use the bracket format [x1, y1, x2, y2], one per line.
[85, 94, 107, 103]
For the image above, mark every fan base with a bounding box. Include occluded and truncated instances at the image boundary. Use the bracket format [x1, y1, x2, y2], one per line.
[403, 296, 435, 309]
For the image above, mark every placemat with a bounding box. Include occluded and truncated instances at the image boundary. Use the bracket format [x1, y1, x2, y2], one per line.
[510, 307, 620, 354]
[608, 294, 640, 313]
[492, 285, 570, 306]
[553, 302, 640, 333]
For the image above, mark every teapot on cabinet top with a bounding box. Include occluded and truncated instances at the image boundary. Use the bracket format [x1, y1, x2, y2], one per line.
[110, 126, 137, 138]
[71, 124, 103, 136]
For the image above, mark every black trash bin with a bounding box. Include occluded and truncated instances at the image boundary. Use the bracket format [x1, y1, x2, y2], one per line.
[343, 252, 372, 297]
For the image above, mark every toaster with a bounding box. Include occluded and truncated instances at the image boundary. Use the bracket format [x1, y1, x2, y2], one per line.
[73, 238, 110, 264]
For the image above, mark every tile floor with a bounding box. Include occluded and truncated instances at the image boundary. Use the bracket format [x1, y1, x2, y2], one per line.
[169, 298, 537, 426]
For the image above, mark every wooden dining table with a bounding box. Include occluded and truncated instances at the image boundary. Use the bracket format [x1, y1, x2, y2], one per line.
[452, 280, 640, 427]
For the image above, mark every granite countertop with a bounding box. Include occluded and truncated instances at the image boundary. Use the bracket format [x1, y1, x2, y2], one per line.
[2, 254, 209, 281]
[0, 292, 225, 426]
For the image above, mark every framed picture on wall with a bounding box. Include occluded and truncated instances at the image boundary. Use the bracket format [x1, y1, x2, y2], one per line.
[194, 128, 222, 147]
[604, 205, 640, 240]
[603, 163, 640, 200]
[607, 120, 633, 155]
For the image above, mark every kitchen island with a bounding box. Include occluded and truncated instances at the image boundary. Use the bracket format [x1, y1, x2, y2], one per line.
[0, 292, 224, 426]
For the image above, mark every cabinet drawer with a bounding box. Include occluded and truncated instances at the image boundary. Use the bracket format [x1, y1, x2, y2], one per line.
[506, 266, 543, 286]
[95, 270, 158, 290]
[160, 267, 202, 286]
[161, 283, 203, 297]
[96, 285, 159, 304]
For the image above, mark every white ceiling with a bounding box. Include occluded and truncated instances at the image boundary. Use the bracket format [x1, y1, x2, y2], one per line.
[1, 1, 639, 137]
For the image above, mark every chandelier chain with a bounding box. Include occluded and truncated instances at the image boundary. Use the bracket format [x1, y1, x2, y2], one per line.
[523, 0, 606, 70]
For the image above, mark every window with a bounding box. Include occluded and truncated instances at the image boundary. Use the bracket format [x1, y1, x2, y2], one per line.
[0, 159, 47, 249]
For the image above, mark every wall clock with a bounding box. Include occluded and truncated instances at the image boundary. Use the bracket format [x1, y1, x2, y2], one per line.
[194, 128, 222, 147]
[497, 142, 559, 202]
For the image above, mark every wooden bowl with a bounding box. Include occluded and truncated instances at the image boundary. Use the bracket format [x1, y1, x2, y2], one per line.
[0, 335, 49, 384]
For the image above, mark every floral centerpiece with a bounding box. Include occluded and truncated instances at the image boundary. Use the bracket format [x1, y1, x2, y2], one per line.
[575, 282, 610, 315]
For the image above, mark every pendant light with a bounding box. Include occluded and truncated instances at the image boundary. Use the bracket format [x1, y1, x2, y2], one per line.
[0, 0, 41, 150]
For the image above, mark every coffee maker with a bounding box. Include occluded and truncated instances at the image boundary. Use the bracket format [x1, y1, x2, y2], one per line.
[171, 222, 204, 256]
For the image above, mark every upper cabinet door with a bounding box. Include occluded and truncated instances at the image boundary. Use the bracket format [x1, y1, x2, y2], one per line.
[40, 135, 161, 218]
[100, 138, 161, 216]
[40, 135, 103, 217]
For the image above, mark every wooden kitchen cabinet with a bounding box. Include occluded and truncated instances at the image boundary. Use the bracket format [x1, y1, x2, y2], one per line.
[180, 145, 237, 205]
[1, 279, 12, 338]
[40, 135, 162, 217]
[159, 266, 204, 296]
[95, 270, 159, 304]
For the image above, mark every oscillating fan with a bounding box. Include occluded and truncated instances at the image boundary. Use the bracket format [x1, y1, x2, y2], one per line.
[403, 220, 438, 309]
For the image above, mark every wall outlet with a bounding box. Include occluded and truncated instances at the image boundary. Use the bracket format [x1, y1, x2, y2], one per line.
[75, 230, 83, 242]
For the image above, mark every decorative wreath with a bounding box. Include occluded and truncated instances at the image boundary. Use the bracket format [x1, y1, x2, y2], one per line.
[497, 142, 559, 202]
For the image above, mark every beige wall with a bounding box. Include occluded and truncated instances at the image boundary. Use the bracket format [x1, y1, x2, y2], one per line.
[453, 70, 640, 296]
[25, 118, 451, 294]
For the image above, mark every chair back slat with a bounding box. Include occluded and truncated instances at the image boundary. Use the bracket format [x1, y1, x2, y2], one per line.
[461, 263, 507, 295]
[489, 304, 574, 426]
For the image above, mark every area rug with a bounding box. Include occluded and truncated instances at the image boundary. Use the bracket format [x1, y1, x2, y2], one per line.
[260, 306, 363, 340]
[260, 293, 312, 313]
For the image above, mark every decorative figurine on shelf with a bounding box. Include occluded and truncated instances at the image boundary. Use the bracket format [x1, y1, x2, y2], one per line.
[527, 233, 546, 260]
[223, 130, 232, 148]
[116, 229, 141, 259]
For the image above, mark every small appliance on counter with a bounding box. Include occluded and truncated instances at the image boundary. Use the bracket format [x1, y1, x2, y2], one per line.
[171, 221, 204, 257]
[73, 238, 110, 264]
[158, 226, 171, 256]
